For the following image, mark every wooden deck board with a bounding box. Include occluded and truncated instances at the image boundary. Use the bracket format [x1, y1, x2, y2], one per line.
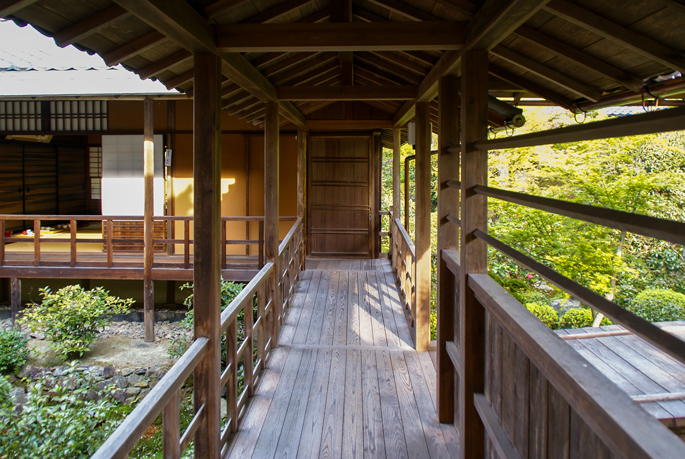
[225, 259, 460, 459]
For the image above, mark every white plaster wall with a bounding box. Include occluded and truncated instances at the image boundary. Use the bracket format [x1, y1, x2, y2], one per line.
[102, 135, 164, 216]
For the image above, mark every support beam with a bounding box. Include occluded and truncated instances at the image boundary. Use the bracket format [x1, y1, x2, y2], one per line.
[394, 0, 550, 126]
[488, 63, 575, 111]
[459, 49, 488, 459]
[0, 0, 39, 18]
[53, 5, 130, 47]
[192, 53, 222, 459]
[415, 101, 431, 352]
[264, 102, 281, 345]
[102, 31, 166, 66]
[437, 73, 459, 423]
[216, 22, 467, 52]
[545, 0, 685, 74]
[138, 49, 193, 80]
[143, 98, 155, 343]
[276, 85, 417, 100]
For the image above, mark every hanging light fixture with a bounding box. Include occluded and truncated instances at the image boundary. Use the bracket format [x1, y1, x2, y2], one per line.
[407, 120, 416, 146]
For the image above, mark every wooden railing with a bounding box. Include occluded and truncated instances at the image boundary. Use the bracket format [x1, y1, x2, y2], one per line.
[92, 217, 304, 457]
[277, 217, 304, 318]
[0, 214, 296, 273]
[92, 261, 276, 459]
[439, 107, 685, 457]
[391, 217, 417, 337]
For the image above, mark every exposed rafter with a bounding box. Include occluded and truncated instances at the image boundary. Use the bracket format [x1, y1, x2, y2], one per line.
[544, 0, 685, 74]
[490, 45, 602, 101]
[216, 22, 467, 52]
[138, 49, 193, 80]
[0, 0, 40, 18]
[489, 63, 575, 110]
[242, 0, 315, 23]
[53, 5, 130, 47]
[365, 0, 441, 22]
[277, 85, 417, 100]
[272, 53, 338, 85]
[202, 0, 251, 19]
[394, 0, 551, 126]
[356, 52, 422, 84]
[113, 0, 305, 126]
[102, 31, 166, 66]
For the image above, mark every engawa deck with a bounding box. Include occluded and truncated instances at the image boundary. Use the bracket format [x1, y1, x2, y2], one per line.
[225, 258, 459, 459]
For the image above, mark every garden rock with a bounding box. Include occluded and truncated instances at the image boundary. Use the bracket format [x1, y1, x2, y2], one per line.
[9, 386, 26, 405]
[112, 389, 126, 402]
[85, 389, 99, 401]
[97, 380, 112, 391]
[17, 365, 31, 379]
[127, 374, 144, 387]
[102, 365, 115, 378]
[113, 376, 127, 388]
[126, 387, 141, 397]
[138, 388, 150, 400]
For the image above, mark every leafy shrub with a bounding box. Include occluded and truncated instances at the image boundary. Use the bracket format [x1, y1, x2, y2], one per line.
[559, 308, 593, 329]
[628, 288, 685, 322]
[0, 375, 13, 410]
[19, 285, 133, 359]
[0, 372, 127, 458]
[430, 310, 437, 341]
[0, 329, 29, 372]
[519, 290, 551, 306]
[525, 303, 558, 329]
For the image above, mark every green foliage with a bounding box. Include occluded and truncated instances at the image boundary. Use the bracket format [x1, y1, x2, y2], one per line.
[0, 329, 29, 372]
[430, 310, 437, 341]
[0, 371, 127, 458]
[525, 303, 558, 329]
[559, 308, 594, 329]
[628, 288, 685, 322]
[18, 285, 133, 359]
[0, 375, 13, 410]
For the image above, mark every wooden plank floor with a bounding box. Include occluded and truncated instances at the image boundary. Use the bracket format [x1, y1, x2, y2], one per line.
[225, 258, 459, 459]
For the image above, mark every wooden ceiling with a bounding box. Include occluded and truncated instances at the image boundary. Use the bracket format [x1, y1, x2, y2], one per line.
[2, 0, 685, 129]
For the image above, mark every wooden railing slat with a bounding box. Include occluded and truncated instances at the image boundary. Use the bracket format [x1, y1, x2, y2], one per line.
[163, 389, 181, 459]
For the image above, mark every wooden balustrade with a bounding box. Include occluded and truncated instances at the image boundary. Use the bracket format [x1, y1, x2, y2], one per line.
[0, 214, 296, 277]
[92, 218, 305, 457]
[391, 217, 417, 337]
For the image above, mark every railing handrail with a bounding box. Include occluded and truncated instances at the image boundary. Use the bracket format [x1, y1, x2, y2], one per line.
[394, 217, 415, 260]
[221, 262, 274, 333]
[0, 214, 297, 221]
[468, 273, 685, 457]
[91, 337, 210, 459]
[278, 217, 303, 256]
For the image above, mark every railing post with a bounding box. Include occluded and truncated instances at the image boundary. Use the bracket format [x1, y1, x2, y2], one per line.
[297, 128, 307, 266]
[415, 101, 431, 351]
[0, 220, 5, 266]
[437, 73, 460, 423]
[392, 128, 401, 272]
[192, 52, 222, 459]
[459, 49, 489, 459]
[33, 219, 40, 267]
[70, 219, 77, 268]
[264, 101, 281, 347]
[163, 389, 181, 459]
[106, 219, 113, 268]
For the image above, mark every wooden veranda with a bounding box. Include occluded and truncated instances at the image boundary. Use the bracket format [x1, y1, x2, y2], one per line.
[3, 0, 685, 458]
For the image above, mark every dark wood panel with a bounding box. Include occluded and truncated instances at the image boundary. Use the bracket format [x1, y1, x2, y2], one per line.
[57, 146, 87, 215]
[23, 144, 57, 216]
[0, 143, 24, 231]
[308, 137, 372, 258]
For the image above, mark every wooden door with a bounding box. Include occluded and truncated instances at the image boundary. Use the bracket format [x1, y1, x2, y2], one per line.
[0, 143, 25, 231]
[57, 146, 87, 215]
[308, 136, 374, 257]
[23, 144, 57, 216]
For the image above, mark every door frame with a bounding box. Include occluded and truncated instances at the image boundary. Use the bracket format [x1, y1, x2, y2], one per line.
[306, 133, 379, 258]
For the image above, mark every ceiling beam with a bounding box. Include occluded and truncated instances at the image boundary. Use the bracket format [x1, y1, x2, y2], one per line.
[354, 59, 409, 85]
[102, 31, 166, 66]
[113, 0, 305, 126]
[53, 5, 130, 47]
[356, 52, 422, 84]
[371, 51, 429, 76]
[163, 69, 194, 89]
[662, 0, 685, 15]
[512, 26, 644, 92]
[216, 22, 467, 52]
[0, 0, 40, 18]
[242, 0, 316, 23]
[491, 45, 602, 101]
[394, 0, 550, 125]
[365, 0, 441, 22]
[544, 0, 685, 74]
[138, 49, 193, 80]
[272, 53, 338, 85]
[203, 0, 252, 19]
[488, 63, 575, 110]
[277, 85, 417, 100]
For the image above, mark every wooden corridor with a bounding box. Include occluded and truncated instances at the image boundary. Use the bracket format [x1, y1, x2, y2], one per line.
[225, 258, 460, 459]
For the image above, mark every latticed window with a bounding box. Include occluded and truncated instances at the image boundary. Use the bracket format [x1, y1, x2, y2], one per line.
[50, 100, 107, 131]
[0, 101, 42, 130]
[89, 145, 102, 200]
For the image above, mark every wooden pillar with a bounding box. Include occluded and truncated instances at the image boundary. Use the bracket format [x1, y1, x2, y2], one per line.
[392, 128, 401, 270]
[437, 73, 460, 422]
[166, 100, 176, 256]
[415, 101, 431, 352]
[459, 50, 489, 459]
[297, 128, 307, 267]
[10, 278, 20, 328]
[192, 53, 222, 459]
[143, 97, 155, 342]
[265, 102, 281, 345]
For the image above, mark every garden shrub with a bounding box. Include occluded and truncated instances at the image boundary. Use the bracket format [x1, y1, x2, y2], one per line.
[525, 303, 558, 329]
[430, 310, 437, 341]
[0, 329, 29, 372]
[628, 288, 685, 322]
[0, 372, 127, 458]
[0, 375, 13, 410]
[559, 308, 593, 329]
[19, 285, 133, 359]
[519, 290, 551, 307]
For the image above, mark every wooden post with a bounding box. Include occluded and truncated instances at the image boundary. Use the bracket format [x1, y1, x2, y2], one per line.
[392, 128, 401, 270]
[297, 128, 307, 268]
[459, 49, 489, 459]
[264, 101, 281, 346]
[415, 101, 431, 352]
[10, 278, 20, 328]
[166, 100, 176, 256]
[192, 52, 222, 459]
[144, 97, 155, 342]
[437, 73, 460, 423]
